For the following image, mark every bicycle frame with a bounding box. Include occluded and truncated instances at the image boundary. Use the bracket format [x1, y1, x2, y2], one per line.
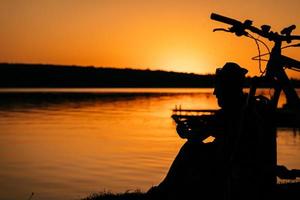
[266, 40, 300, 108]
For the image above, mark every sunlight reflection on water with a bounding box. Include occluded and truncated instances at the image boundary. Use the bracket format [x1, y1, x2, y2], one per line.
[0, 88, 299, 200]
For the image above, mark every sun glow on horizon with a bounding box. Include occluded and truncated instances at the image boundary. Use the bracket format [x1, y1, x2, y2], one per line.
[157, 54, 210, 74]
[1, 0, 300, 77]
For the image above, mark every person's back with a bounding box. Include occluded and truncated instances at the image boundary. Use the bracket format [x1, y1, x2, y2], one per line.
[216, 63, 274, 200]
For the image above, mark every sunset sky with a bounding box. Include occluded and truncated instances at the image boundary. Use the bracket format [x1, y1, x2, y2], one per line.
[1, 0, 300, 77]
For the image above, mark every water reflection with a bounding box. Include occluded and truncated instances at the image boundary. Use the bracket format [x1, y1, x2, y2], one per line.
[0, 88, 213, 110]
[277, 129, 300, 169]
[0, 88, 298, 200]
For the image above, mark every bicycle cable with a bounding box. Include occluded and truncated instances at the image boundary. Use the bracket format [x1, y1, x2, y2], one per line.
[247, 33, 271, 76]
[281, 43, 300, 49]
[248, 34, 263, 74]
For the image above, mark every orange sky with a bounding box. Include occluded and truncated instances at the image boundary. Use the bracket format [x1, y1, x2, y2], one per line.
[1, 0, 300, 77]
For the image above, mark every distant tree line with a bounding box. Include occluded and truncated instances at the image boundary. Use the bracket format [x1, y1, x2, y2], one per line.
[0, 63, 299, 88]
[0, 63, 215, 88]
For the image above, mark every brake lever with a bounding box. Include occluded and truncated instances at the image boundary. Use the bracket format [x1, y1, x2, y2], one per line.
[213, 28, 231, 33]
[281, 25, 296, 43]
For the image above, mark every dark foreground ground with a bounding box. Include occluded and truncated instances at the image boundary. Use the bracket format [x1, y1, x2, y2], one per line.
[82, 182, 300, 200]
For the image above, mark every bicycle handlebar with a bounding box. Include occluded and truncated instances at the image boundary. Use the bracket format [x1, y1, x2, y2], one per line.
[211, 13, 300, 42]
[211, 13, 241, 27]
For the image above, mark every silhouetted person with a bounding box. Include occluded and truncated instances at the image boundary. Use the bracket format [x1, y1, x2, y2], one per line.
[215, 63, 266, 200]
[147, 62, 269, 200]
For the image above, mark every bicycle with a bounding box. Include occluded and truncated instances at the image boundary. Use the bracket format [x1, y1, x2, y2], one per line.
[210, 13, 300, 110]
[210, 12, 300, 187]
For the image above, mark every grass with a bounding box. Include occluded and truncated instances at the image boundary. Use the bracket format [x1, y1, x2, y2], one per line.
[81, 182, 300, 200]
[81, 190, 147, 200]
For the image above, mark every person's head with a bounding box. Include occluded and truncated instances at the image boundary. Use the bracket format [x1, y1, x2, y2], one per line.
[213, 62, 248, 109]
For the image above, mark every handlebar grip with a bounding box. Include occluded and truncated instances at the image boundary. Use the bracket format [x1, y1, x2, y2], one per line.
[210, 13, 241, 26]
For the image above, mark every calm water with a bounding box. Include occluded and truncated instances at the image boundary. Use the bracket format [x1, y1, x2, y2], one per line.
[0, 88, 299, 200]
